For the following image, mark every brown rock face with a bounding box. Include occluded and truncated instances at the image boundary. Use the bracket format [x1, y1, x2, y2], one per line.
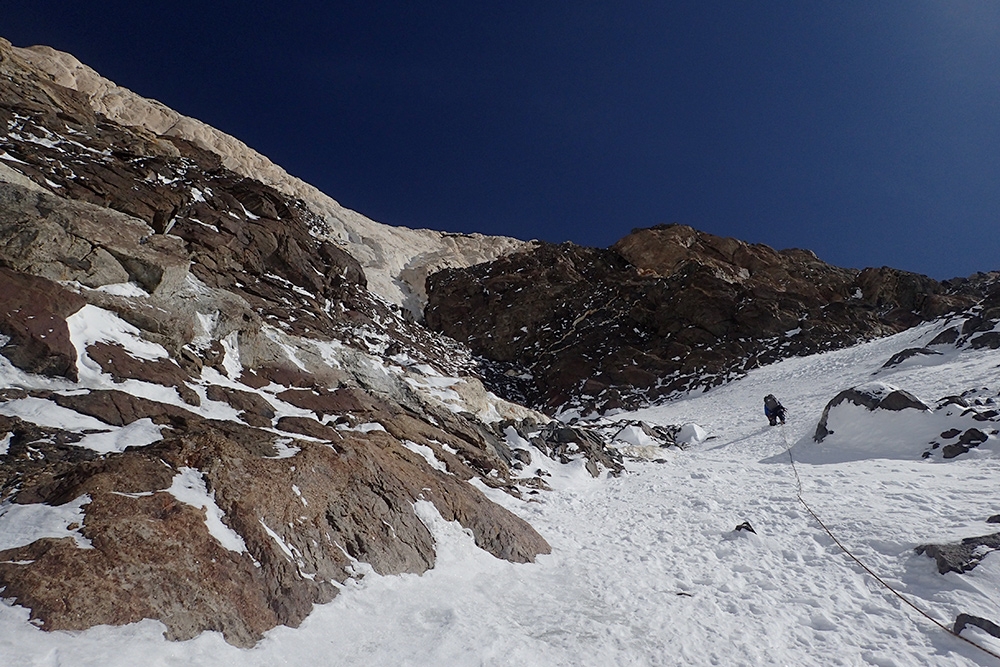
[51, 389, 196, 427]
[86, 341, 199, 405]
[426, 225, 974, 413]
[0, 269, 86, 380]
[0, 38, 552, 647]
[0, 390, 551, 647]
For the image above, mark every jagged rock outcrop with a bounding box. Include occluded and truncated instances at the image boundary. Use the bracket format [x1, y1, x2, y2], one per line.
[426, 225, 974, 414]
[931, 280, 1000, 351]
[0, 400, 551, 647]
[0, 269, 86, 380]
[0, 37, 567, 646]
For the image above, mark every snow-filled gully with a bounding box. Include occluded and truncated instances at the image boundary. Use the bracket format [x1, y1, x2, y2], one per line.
[2, 323, 1000, 665]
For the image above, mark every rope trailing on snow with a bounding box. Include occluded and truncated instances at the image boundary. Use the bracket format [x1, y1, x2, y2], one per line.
[778, 425, 1000, 662]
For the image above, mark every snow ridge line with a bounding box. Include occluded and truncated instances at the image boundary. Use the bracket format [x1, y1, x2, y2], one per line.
[779, 425, 1000, 662]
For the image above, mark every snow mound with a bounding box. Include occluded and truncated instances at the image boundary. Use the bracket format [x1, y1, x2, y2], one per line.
[790, 382, 999, 464]
[612, 424, 656, 447]
[675, 423, 708, 446]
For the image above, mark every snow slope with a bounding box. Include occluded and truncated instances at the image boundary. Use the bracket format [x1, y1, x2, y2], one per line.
[2, 323, 999, 666]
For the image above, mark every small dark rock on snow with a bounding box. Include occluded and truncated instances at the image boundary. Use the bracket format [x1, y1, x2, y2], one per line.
[915, 532, 1000, 574]
[954, 613, 1000, 640]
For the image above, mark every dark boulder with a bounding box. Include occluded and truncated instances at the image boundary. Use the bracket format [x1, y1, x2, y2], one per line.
[880, 347, 941, 369]
[915, 532, 1000, 575]
[0, 269, 85, 381]
[928, 327, 960, 346]
[942, 428, 989, 459]
[954, 613, 1000, 640]
[969, 332, 1000, 350]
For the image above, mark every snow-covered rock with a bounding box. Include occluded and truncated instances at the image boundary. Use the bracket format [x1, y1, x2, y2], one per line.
[789, 381, 999, 464]
[675, 422, 708, 446]
[813, 381, 930, 443]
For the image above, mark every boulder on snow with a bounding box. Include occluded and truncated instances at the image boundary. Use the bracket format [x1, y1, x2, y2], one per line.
[814, 383, 929, 443]
[775, 383, 977, 464]
[928, 327, 961, 346]
[941, 428, 989, 459]
[879, 347, 942, 370]
[915, 532, 1000, 575]
[792, 383, 999, 464]
[954, 613, 1000, 641]
[970, 332, 1000, 350]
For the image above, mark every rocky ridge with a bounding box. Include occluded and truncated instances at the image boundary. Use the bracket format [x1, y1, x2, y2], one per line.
[10, 40, 535, 315]
[0, 39, 633, 646]
[426, 224, 980, 414]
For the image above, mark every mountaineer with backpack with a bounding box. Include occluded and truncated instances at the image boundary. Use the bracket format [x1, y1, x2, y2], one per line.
[764, 394, 786, 426]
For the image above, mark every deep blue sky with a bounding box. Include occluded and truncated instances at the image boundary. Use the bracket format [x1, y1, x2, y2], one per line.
[5, 2, 1000, 279]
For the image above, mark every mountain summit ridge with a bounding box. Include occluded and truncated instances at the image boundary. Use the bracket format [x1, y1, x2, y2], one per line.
[7, 39, 535, 315]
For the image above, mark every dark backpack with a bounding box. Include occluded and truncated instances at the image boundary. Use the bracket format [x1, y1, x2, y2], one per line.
[764, 394, 780, 411]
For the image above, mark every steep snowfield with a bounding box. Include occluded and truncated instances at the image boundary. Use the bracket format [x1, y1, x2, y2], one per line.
[2, 322, 999, 666]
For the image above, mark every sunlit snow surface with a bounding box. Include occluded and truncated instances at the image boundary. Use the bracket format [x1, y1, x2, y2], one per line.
[2, 322, 1000, 665]
[0, 494, 92, 551]
[167, 468, 247, 553]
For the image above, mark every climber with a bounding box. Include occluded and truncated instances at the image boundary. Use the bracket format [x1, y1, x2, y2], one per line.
[764, 394, 786, 426]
